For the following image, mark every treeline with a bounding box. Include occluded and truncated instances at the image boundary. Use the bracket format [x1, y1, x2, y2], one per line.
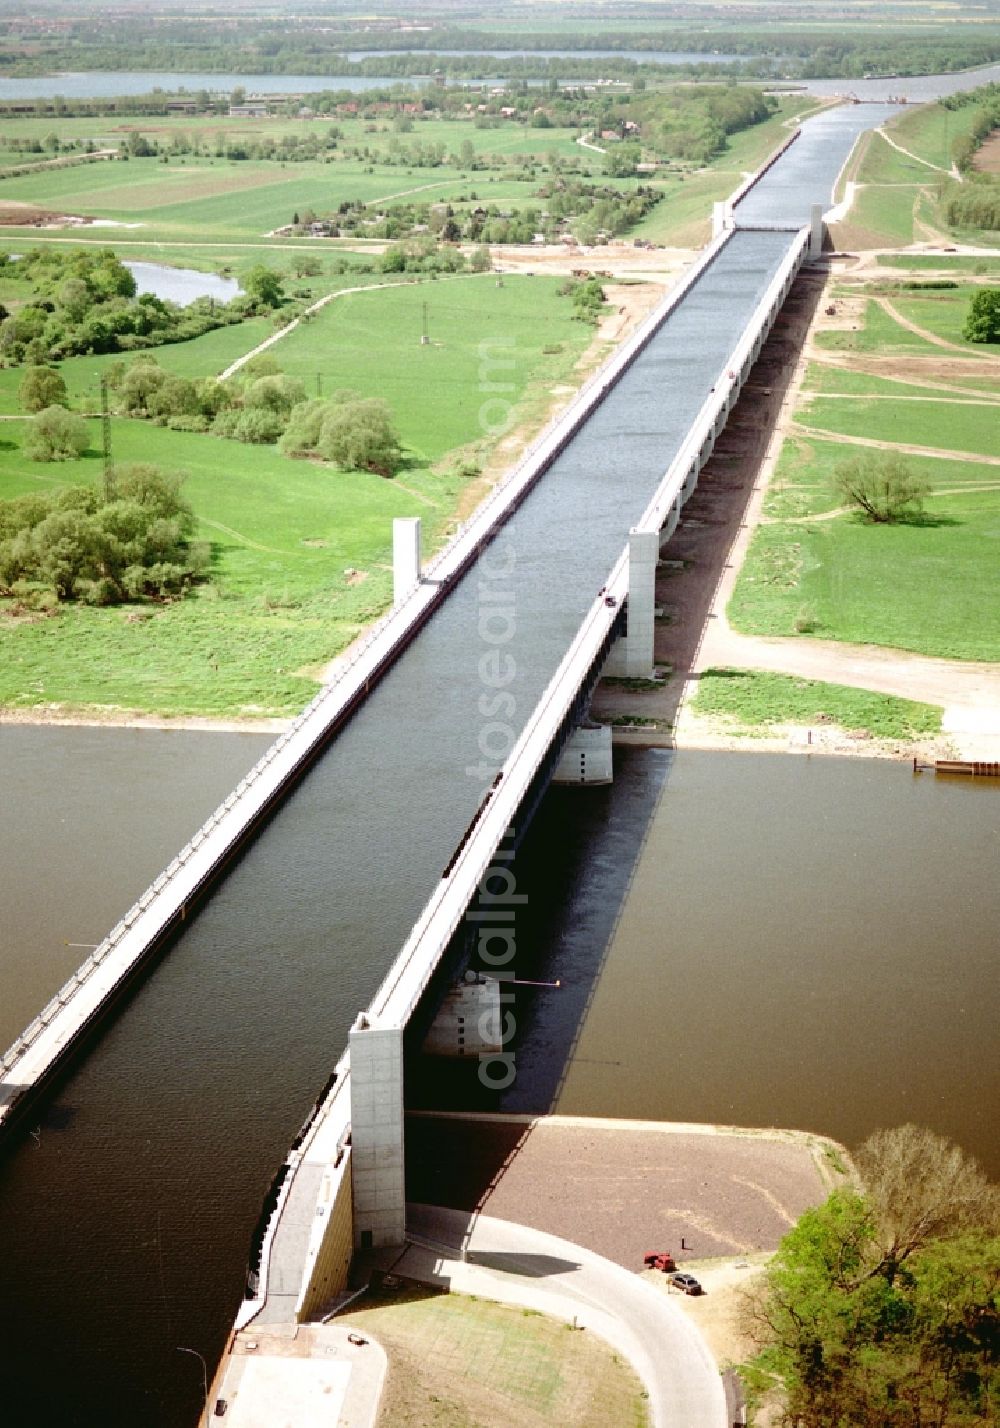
[107, 352, 406, 477]
[940, 83, 1000, 231]
[4, 25, 1000, 81]
[313, 182, 661, 246]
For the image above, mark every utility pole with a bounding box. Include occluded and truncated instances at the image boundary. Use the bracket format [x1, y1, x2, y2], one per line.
[420, 301, 429, 346]
[100, 375, 114, 501]
[316, 371, 323, 397]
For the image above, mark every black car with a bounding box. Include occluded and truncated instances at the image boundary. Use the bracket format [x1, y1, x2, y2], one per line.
[668, 1272, 703, 1296]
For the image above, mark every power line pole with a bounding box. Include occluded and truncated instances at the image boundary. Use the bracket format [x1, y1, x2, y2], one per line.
[100, 375, 115, 501]
[420, 301, 429, 346]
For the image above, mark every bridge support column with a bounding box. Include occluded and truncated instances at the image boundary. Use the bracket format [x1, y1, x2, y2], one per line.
[604, 529, 658, 679]
[393, 516, 422, 606]
[809, 203, 825, 260]
[349, 1014, 405, 1249]
[552, 723, 613, 785]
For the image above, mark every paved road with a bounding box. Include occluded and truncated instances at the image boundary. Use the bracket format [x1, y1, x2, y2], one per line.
[403, 1204, 728, 1428]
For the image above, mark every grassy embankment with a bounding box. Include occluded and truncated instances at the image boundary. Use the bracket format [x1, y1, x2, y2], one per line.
[340, 1284, 649, 1428]
[693, 669, 942, 740]
[831, 98, 1000, 249]
[0, 276, 591, 716]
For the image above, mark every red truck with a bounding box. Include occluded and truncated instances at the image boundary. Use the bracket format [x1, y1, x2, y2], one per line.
[643, 1251, 676, 1273]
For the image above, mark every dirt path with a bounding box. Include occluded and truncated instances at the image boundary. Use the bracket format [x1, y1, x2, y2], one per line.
[790, 421, 1000, 465]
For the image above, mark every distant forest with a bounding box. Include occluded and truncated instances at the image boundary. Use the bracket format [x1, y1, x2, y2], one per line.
[2, 13, 1000, 82]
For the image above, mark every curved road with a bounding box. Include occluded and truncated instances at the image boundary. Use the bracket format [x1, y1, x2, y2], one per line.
[404, 1204, 727, 1428]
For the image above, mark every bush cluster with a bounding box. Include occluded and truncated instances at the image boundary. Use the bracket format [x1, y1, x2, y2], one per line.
[0, 465, 207, 606]
[111, 355, 405, 476]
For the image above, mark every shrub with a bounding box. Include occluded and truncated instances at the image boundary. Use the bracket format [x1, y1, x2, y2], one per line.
[316, 398, 402, 476]
[19, 365, 68, 413]
[23, 405, 90, 462]
[0, 465, 207, 603]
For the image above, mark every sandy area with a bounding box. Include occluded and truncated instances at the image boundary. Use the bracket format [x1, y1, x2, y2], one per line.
[406, 1112, 839, 1266]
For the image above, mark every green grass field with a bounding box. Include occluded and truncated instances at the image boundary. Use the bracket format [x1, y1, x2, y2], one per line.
[0, 273, 592, 715]
[692, 668, 942, 739]
[800, 363, 997, 400]
[798, 392, 1000, 459]
[878, 254, 1000, 275]
[732, 428, 1000, 660]
[813, 296, 985, 357]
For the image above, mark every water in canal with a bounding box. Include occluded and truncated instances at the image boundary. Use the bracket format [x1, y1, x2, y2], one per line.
[0, 730, 997, 1425]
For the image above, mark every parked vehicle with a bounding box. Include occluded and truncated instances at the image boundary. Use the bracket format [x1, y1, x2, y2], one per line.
[668, 1272, 703, 1295]
[643, 1251, 676, 1272]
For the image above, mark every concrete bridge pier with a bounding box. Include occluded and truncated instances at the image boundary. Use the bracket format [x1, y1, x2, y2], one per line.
[603, 529, 659, 679]
[348, 1013, 406, 1249]
[552, 723, 613, 784]
[393, 516, 422, 605]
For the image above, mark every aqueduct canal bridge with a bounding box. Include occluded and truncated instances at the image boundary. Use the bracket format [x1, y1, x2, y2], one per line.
[0, 101, 894, 1426]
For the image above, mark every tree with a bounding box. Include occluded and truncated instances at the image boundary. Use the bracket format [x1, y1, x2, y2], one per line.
[316, 397, 402, 476]
[744, 1198, 999, 1427]
[964, 287, 1000, 343]
[834, 453, 930, 523]
[856, 1123, 999, 1282]
[244, 265, 285, 309]
[291, 255, 322, 278]
[741, 1129, 1000, 1428]
[469, 245, 492, 273]
[18, 366, 68, 414]
[23, 405, 90, 461]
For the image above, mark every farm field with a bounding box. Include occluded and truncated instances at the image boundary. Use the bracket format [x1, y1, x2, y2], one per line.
[0, 273, 594, 715]
[0, 96, 811, 250]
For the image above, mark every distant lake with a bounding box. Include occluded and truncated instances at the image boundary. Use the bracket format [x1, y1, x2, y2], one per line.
[344, 48, 744, 65]
[0, 71, 414, 101]
[125, 260, 240, 306]
[0, 58, 998, 106]
[8, 253, 239, 306]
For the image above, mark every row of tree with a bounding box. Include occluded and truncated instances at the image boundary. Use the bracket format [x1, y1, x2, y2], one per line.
[104, 354, 406, 476]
